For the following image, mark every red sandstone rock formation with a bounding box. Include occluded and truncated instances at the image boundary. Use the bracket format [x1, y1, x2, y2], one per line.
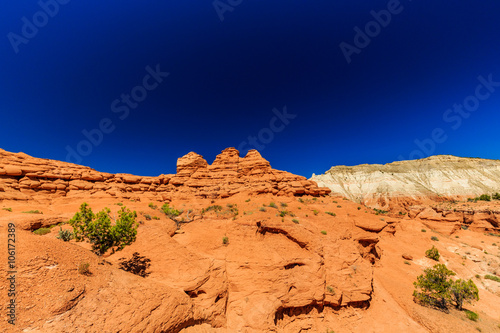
[0, 148, 330, 201]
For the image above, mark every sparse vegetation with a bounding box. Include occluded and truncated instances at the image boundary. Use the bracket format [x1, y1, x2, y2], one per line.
[148, 202, 157, 209]
[115, 202, 123, 206]
[404, 260, 411, 265]
[431, 236, 439, 241]
[161, 203, 181, 218]
[336, 205, 341, 208]
[23, 210, 42, 214]
[326, 285, 335, 294]
[69, 203, 138, 255]
[269, 202, 277, 208]
[245, 198, 251, 202]
[413, 264, 479, 311]
[292, 219, 299, 224]
[144, 214, 152, 220]
[280, 202, 288, 208]
[373, 208, 388, 215]
[78, 262, 91, 275]
[321, 230, 327, 235]
[493, 192, 500, 200]
[477, 194, 491, 201]
[202, 205, 223, 214]
[152, 216, 160, 220]
[33, 227, 52, 236]
[484, 274, 500, 283]
[425, 246, 440, 261]
[56, 227, 73, 241]
[2, 207, 12, 212]
[222, 236, 229, 245]
[313, 210, 319, 216]
[465, 310, 478, 321]
[413, 264, 455, 309]
[259, 207, 266, 212]
[421, 229, 427, 232]
[450, 279, 479, 310]
[325, 211, 336, 216]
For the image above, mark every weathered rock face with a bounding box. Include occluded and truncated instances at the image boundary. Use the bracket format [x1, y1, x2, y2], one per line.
[311, 155, 500, 208]
[0, 147, 330, 201]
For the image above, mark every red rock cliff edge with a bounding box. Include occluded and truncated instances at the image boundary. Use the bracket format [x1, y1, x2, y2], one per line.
[0, 147, 331, 201]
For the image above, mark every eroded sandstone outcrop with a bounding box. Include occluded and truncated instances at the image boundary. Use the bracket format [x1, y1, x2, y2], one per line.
[311, 155, 500, 209]
[0, 148, 330, 201]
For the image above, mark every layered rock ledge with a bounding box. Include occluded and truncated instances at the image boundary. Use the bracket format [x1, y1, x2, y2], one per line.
[0, 147, 330, 201]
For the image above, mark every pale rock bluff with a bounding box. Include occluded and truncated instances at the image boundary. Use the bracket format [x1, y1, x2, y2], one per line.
[310, 155, 500, 208]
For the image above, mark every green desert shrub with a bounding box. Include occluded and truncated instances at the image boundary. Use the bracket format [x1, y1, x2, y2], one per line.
[465, 310, 479, 321]
[492, 192, 500, 200]
[2, 207, 12, 212]
[161, 203, 181, 218]
[292, 219, 299, 224]
[425, 246, 440, 261]
[413, 264, 455, 309]
[33, 227, 51, 236]
[23, 210, 42, 214]
[269, 202, 277, 208]
[484, 274, 500, 283]
[478, 194, 491, 201]
[413, 264, 479, 311]
[78, 262, 91, 275]
[450, 279, 479, 310]
[69, 203, 138, 255]
[321, 230, 327, 235]
[56, 228, 74, 241]
[222, 236, 229, 245]
[431, 236, 439, 241]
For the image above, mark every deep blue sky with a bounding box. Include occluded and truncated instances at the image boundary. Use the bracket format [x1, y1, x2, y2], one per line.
[1, 1, 499, 177]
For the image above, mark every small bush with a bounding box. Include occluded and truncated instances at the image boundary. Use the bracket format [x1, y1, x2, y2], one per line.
[404, 260, 411, 265]
[2, 207, 12, 212]
[161, 203, 181, 218]
[325, 211, 336, 216]
[431, 236, 439, 241]
[337, 205, 342, 208]
[116, 202, 123, 206]
[245, 198, 250, 202]
[413, 264, 455, 309]
[23, 210, 42, 214]
[78, 262, 90, 275]
[358, 207, 361, 210]
[148, 202, 157, 209]
[292, 219, 299, 224]
[222, 236, 229, 245]
[492, 192, 500, 200]
[33, 227, 51, 236]
[298, 198, 304, 203]
[313, 210, 319, 216]
[461, 225, 469, 230]
[425, 246, 440, 261]
[421, 229, 427, 232]
[280, 202, 288, 208]
[321, 230, 327, 235]
[69, 203, 138, 255]
[144, 214, 152, 220]
[269, 202, 277, 208]
[326, 285, 335, 294]
[373, 208, 388, 215]
[152, 216, 160, 220]
[56, 228, 73, 241]
[465, 310, 478, 321]
[484, 274, 500, 283]
[478, 194, 491, 201]
[259, 207, 266, 212]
